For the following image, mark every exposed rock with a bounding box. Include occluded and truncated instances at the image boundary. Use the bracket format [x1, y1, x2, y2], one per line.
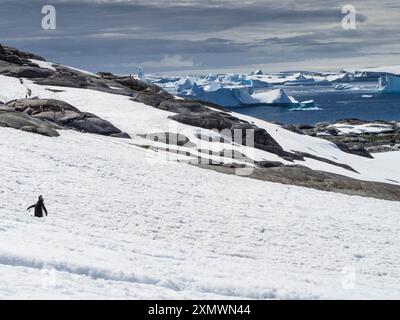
[0, 44, 45, 65]
[110, 132, 131, 139]
[5, 98, 129, 138]
[0, 111, 60, 137]
[283, 120, 377, 158]
[170, 113, 307, 162]
[326, 128, 339, 136]
[255, 160, 284, 168]
[67, 115, 125, 136]
[0, 45, 55, 79]
[295, 151, 358, 173]
[335, 141, 374, 159]
[169, 111, 243, 132]
[0, 63, 54, 78]
[157, 99, 209, 114]
[132, 92, 168, 107]
[197, 163, 400, 202]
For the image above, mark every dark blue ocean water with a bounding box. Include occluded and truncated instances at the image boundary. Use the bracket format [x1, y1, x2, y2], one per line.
[228, 82, 400, 125]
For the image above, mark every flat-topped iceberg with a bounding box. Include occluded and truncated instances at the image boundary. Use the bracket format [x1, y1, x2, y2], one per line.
[177, 80, 299, 107]
[178, 82, 254, 106]
[378, 75, 400, 93]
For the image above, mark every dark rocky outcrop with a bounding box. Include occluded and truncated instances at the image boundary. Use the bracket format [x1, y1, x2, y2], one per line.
[169, 111, 243, 132]
[4, 98, 129, 138]
[255, 160, 284, 168]
[0, 44, 45, 65]
[294, 151, 358, 173]
[0, 62, 55, 79]
[197, 163, 400, 202]
[157, 100, 209, 114]
[0, 110, 60, 137]
[169, 112, 304, 162]
[283, 119, 400, 155]
[335, 141, 373, 159]
[0, 44, 55, 79]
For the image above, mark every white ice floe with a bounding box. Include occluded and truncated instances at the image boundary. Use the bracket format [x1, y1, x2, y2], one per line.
[1, 122, 400, 299]
[177, 79, 297, 107]
[56, 64, 100, 77]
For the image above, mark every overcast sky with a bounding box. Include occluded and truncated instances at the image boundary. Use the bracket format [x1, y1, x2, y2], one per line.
[1, 0, 399, 74]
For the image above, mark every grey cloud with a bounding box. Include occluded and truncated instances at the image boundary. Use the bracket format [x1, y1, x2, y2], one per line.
[0, 0, 398, 73]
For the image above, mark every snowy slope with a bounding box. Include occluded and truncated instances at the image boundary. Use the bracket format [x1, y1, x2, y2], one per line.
[0, 75, 28, 103]
[1, 74, 399, 185]
[1, 127, 400, 299]
[1, 67, 400, 299]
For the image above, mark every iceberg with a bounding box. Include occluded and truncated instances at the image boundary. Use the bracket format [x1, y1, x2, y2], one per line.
[284, 78, 331, 87]
[221, 73, 253, 86]
[179, 82, 254, 107]
[205, 73, 218, 81]
[248, 75, 273, 88]
[175, 77, 196, 92]
[378, 75, 400, 93]
[327, 73, 354, 82]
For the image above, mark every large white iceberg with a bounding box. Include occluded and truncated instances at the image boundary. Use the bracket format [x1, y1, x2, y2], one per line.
[378, 75, 400, 93]
[220, 73, 253, 86]
[250, 89, 296, 104]
[178, 80, 298, 107]
[179, 82, 254, 106]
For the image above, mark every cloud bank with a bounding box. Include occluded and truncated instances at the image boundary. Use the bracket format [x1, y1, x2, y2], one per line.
[1, 0, 399, 74]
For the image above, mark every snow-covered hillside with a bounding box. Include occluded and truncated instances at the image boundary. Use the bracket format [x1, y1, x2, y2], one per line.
[1, 47, 400, 299]
[1, 127, 400, 299]
[2, 74, 400, 185]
